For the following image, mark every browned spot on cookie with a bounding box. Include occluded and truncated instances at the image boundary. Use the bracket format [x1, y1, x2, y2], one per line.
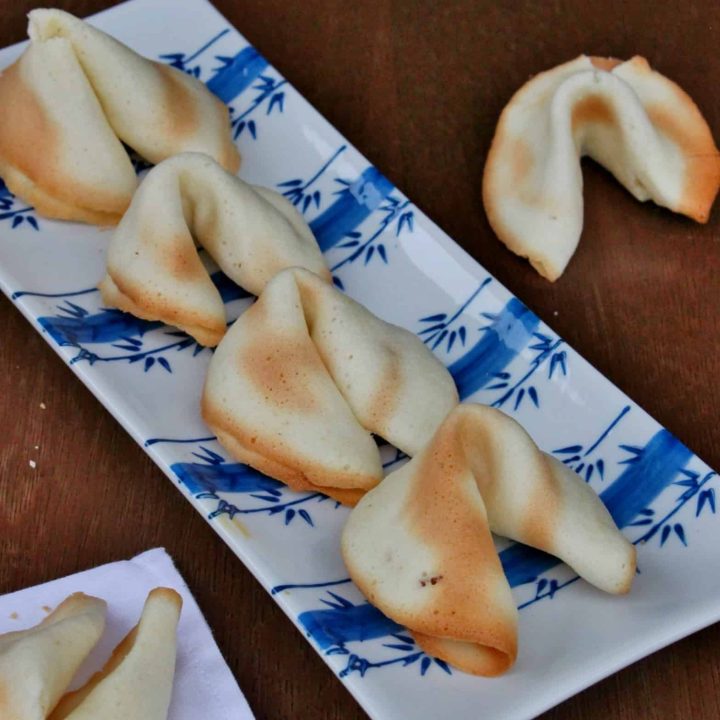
[571, 94, 616, 133]
[520, 452, 561, 550]
[589, 56, 622, 72]
[399, 411, 517, 671]
[240, 329, 321, 413]
[648, 105, 702, 154]
[0, 60, 57, 189]
[8, 612, 18, 620]
[510, 137, 533, 186]
[164, 234, 207, 281]
[156, 63, 198, 140]
[0, 57, 133, 220]
[647, 103, 720, 222]
[365, 348, 402, 430]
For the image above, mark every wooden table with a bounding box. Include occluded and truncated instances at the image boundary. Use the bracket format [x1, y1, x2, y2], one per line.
[1, 1, 719, 718]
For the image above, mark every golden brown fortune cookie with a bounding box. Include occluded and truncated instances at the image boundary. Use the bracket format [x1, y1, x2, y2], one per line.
[342, 403, 636, 676]
[483, 55, 720, 280]
[0, 9, 239, 225]
[202, 267, 459, 505]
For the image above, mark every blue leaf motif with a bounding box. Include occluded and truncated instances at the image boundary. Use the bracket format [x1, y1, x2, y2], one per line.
[420, 313, 447, 323]
[332, 275, 345, 291]
[278, 178, 303, 187]
[674, 523, 687, 546]
[248, 120, 257, 139]
[431, 330, 448, 350]
[298, 509, 314, 526]
[27, 216, 39, 230]
[696, 488, 716, 517]
[554, 445, 583, 454]
[561, 455, 581, 465]
[528, 386, 539, 408]
[12, 215, 22, 228]
[144, 357, 155, 372]
[194, 446, 225, 465]
[158, 357, 172, 373]
[250, 493, 279, 503]
[660, 525, 672, 546]
[284, 508, 295, 525]
[419, 323, 446, 337]
[267, 91, 284, 114]
[392, 634, 415, 644]
[420, 656, 432, 675]
[383, 643, 415, 652]
[377, 244, 387, 263]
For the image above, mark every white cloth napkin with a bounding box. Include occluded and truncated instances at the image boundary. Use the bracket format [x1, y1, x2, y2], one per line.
[0, 547, 254, 720]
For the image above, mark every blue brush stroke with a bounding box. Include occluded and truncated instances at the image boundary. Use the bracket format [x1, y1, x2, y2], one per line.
[449, 298, 540, 400]
[171, 461, 283, 496]
[33, 270, 249, 347]
[0, 178, 10, 199]
[311, 168, 395, 251]
[500, 428, 693, 586]
[299, 603, 402, 651]
[601, 430, 693, 528]
[40, 310, 161, 346]
[207, 46, 269, 104]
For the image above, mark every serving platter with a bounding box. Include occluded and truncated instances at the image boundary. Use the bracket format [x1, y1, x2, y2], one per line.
[0, 1, 718, 718]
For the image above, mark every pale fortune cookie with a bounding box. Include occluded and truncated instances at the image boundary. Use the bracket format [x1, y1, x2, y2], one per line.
[0, 593, 106, 720]
[49, 588, 182, 720]
[99, 153, 330, 347]
[483, 55, 720, 280]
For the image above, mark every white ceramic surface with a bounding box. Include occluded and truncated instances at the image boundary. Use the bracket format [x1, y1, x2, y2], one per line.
[0, 2, 717, 718]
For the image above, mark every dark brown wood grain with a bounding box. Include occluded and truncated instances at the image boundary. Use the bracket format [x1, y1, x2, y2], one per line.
[1, 1, 719, 718]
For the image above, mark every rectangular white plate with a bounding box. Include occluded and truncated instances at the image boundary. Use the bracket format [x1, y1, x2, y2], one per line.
[1, 1, 718, 718]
